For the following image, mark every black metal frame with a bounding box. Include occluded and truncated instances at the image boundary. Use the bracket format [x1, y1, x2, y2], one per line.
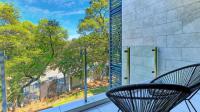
[106, 84, 190, 112]
[109, 0, 122, 88]
[151, 63, 200, 112]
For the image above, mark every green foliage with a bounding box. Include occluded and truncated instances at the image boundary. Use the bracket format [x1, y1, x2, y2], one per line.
[54, 0, 109, 81]
[52, 86, 107, 107]
[78, 0, 108, 35]
[55, 41, 82, 76]
[0, 0, 109, 106]
[0, 3, 68, 105]
[35, 19, 68, 64]
[77, 0, 109, 79]
[54, 0, 109, 82]
[0, 21, 38, 104]
[0, 2, 19, 25]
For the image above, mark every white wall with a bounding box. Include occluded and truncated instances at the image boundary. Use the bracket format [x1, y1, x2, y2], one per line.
[122, 0, 200, 83]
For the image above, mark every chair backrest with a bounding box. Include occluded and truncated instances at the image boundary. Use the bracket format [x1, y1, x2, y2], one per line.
[151, 64, 200, 92]
[106, 84, 190, 112]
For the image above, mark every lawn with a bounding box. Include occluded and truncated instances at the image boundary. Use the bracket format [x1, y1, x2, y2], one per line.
[12, 80, 109, 112]
[52, 86, 108, 107]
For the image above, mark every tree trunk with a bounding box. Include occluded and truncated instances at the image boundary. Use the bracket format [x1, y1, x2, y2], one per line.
[63, 73, 67, 91]
[17, 87, 24, 107]
[81, 77, 84, 89]
[68, 76, 72, 91]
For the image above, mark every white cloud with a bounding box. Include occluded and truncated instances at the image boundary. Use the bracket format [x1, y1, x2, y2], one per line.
[23, 0, 36, 4]
[25, 6, 50, 14]
[24, 5, 84, 18]
[63, 1, 76, 7]
[69, 33, 80, 40]
[38, 0, 76, 7]
[57, 10, 85, 16]
[7, 0, 37, 4]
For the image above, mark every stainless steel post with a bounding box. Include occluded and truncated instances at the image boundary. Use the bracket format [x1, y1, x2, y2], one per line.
[0, 52, 7, 112]
[84, 48, 87, 102]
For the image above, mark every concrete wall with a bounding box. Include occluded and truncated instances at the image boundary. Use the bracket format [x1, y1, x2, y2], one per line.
[122, 0, 200, 83]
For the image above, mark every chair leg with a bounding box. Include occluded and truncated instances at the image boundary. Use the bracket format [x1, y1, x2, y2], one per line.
[188, 100, 197, 112]
[118, 109, 120, 112]
[185, 89, 199, 112]
[185, 100, 198, 112]
[185, 100, 192, 112]
[188, 89, 199, 100]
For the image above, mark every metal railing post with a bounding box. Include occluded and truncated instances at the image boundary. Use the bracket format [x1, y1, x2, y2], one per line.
[84, 48, 87, 102]
[0, 51, 7, 112]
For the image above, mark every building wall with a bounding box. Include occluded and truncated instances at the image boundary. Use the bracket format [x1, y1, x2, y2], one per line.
[40, 77, 82, 99]
[122, 0, 200, 82]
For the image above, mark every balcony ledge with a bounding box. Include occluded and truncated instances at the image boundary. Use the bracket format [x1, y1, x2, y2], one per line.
[40, 93, 110, 112]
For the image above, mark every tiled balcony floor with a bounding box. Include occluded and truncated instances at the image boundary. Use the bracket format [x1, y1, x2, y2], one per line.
[83, 102, 118, 112]
[84, 92, 200, 112]
[41, 91, 200, 112]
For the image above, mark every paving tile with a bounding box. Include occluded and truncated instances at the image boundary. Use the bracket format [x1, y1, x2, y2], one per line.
[97, 102, 118, 112]
[171, 102, 190, 112]
[40, 107, 61, 112]
[83, 108, 101, 112]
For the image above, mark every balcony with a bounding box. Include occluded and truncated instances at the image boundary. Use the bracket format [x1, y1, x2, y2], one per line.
[40, 89, 200, 112]
[85, 91, 200, 112]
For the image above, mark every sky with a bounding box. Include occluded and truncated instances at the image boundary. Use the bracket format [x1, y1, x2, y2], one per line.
[2, 0, 90, 39]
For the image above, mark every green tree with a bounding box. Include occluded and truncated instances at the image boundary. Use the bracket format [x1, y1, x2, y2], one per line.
[77, 0, 109, 80]
[35, 19, 68, 63]
[0, 2, 20, 103]
[0, 2, 19, 25]
[78, 0, 108, 35]
[0, 3, 68, 105]
[0, 21, 43, 106]
[4, 19, 68, 106]
[53, 40, 82, 91]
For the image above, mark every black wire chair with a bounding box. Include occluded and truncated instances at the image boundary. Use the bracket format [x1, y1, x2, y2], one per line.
[106, 84, 190, 112]
[151, 63, 200, 112]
